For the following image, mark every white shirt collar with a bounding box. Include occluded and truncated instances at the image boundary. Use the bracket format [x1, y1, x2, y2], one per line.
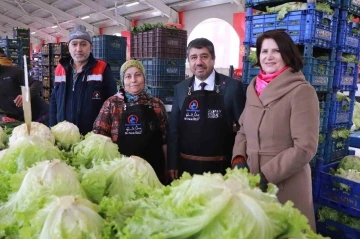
[194, 70, 215, 91]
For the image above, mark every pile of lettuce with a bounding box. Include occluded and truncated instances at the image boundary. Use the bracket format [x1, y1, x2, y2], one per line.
[0, 121, 328, 238]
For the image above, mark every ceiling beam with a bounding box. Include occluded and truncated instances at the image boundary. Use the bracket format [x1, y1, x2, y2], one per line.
[75, 0, 131, 28]
[139, 0, 178, 22]
[25, 0, 99, 34]
[0, 14, 53, 40]
[0, 1, 69, 36]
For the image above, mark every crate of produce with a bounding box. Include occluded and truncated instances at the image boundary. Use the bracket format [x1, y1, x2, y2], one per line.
[0, 38, 20, 49]
[303, 57, 335, 92]
[314, 160, 360, 217]
[319, 100, 330, 133]
[146, 87, 174, 103]
[317, 133, 327, 159]
[337, 12, 360, 54]
[341, 0, 360, 16]
[92, 35, 126, 61]
[139, 58, 185, 88]
[334, 61, 358, 91]
[244, 8, 338, 48]
[42, 77, 51, 88]
[246, 0, 341, 8]
[328, 98, 354, 129]
[102, 58, 125, 79]
[42, 66, 51, 77]
[42, 56, 50, 66]
[131, 27, 187, 59]
[52, 42, 69, 55]
[324, 128, 351, 163]
[41, 44, 52, 55]
[317, 207, 360, 239]
[242, 60, 260, 84]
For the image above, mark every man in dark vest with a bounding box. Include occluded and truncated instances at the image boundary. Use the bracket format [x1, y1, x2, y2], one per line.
[168, 38, 246, 179]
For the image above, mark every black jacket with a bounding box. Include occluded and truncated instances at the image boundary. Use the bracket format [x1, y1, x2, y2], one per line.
[0, 65, 49, 121]
[49, 53, 117, 135]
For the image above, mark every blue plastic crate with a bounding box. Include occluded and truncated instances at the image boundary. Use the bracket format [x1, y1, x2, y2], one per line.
[314, 160, 360, 217]
[334, 61, 358, 91]
[337, 14, 360, 54]
[329, 99, 354, 129]
[244, 8, 338, 48]
[320, 101, 330, 133]
[92, 35, 126, 61]
[317, 219, 360, 239]
[0, 38, 20, 49]
[324, 129, 351, 163]
[246, 0, 341, 8]
[146, 87, 174, 104]
[138, 58, 185, 89]
[303, 58, 335, 92]
[341, 0, 360, 16]
[242, 60, 260, 84]
[317, 133, 327, 159]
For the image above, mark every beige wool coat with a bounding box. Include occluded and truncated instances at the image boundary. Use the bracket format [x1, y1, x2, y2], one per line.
[233, 68, 319, 230]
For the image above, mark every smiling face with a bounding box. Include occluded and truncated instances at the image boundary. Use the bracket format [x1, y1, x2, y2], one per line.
[259, 38, 286, 74]
[123, 66, 145, 95]
[69, 39, 92, 64]
[188, 47, 215, 81]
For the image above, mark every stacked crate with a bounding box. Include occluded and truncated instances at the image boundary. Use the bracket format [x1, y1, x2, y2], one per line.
[40, 42, 70, 102]
[313, 1, 360, 237]
[91, 35, 127, 86]
[0, 36, 22, 66]
[30, 51, 42, 81]
[131, 27, 187, 104]
[13, 27, 30, 68]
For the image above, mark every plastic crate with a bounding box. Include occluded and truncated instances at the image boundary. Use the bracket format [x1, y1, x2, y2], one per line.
[303, 57, 335, 92]
[52, 42, 69, 55]
[334, 61, 358, 91]
[337, 12, 360, 54]
[0, 38, 20, 49]
[42, 66, 51, 77]
[131, 28, 187, 59]
[242, 60, 260, 84]
[317, 219, 360, 239]
[320, 101, 330, 133]
[324, 129, 351, 164]
[329, 98, 354, 129]
[42, 56, 50, 66]
[146, 87, 174, 104]
[42, 77, 51, 88]
[101, 58, 125, 79]
[341, 0, 360, 16]
[41, 44, 52, 55]
[13, 27, 30, 38]
[244, 8, 338, 48]
[92, 35, 126, 61]
[138, 58, 185, 88]
[315, 160, 360, 217]
[246, 0, 341, 8]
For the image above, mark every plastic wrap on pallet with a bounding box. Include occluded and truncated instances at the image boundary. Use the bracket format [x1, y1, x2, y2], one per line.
[244, 8, 338, 49]
[131, 28, 187, 59]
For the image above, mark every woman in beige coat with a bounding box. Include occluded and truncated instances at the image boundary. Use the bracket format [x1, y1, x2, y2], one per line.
[232, 30, 319, 231]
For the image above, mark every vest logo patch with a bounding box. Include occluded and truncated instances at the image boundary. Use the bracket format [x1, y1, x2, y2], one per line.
[125, 114, 142, 135]
[92, 91, 101, 99]
[184, 100, 200, 121]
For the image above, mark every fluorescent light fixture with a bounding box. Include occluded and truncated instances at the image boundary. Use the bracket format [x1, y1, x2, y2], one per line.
[151, 10, 161, 16]
[126, 2, 139, 7]
[113, 33, 121, 36]
[51, 25, 58, 28]
[81, 15, 90, 19]
[31, 32, 36, 34]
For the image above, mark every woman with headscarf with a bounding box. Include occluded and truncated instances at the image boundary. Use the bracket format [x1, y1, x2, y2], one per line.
[93, 60, 168, 183]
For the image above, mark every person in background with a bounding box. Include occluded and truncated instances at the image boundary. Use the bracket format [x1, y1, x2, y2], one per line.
[93, 60, 168, 183]
[232, 29, 319, 230]
[0, 48, 49, 125]
[49, 24, 117, 135]
[167, 38, 246, 179]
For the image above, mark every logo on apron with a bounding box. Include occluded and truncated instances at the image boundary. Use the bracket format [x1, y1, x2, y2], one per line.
[184, 100, 200, 121]
[92, 91, 101, 99]
[208, 109, 222, 119]
[124, 114, 142, 135]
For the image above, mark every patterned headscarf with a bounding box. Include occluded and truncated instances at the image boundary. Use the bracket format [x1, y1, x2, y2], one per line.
[120, 60, 146, 102]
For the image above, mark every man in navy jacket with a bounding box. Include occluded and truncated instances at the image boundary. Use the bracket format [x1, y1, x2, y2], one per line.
[49, 24, 117, 135]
